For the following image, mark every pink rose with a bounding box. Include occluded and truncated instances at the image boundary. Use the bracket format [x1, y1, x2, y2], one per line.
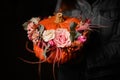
[54, 28, 71, 48]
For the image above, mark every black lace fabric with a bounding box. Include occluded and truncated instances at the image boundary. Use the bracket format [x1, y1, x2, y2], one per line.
[55, 0, 120, 80]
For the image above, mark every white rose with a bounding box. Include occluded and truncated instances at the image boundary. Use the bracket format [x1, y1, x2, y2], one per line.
[42, 29, 55, 42]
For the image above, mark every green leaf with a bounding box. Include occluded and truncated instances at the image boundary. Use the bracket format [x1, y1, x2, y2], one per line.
[70, 22, 77, 31]
[75, 31, 82, 39]
[69, 22, 78, 42]
[38, 25, 44, 36]
[70, 31, 82, 42]
[70, 31, 76, 42]
[43, 44, 50, 58]
[22, 22, 28, 30]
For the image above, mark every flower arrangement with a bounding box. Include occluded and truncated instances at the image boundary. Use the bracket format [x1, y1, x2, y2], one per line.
[23, 12, 91, 64]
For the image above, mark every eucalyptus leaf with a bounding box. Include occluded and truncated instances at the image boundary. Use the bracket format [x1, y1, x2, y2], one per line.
[43, 44, 50, 58]
[22, 22, 28, 30]
[70, 22, 77, 31]
[69, 22, 78, 42]
[38, 25, 45, 35]
[70, 31, 76, 42]
[75, 31, 82, 39]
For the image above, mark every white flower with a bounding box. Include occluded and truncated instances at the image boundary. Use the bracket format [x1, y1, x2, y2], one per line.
[30, 17, 40, 25]
[42, 29, 55, 42]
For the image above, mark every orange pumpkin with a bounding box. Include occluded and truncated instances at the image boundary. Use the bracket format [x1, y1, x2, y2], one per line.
[33, 13, 85, 64]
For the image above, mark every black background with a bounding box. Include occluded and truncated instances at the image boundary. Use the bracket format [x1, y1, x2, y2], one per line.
[4, 0, 57, 80]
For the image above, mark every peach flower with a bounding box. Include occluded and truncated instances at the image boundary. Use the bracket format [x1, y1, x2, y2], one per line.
[42, 29, 55, 42]
[54, 28, 71, 48]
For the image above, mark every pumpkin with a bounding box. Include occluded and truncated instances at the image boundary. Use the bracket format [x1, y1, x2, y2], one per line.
[33, 12, 88, 64]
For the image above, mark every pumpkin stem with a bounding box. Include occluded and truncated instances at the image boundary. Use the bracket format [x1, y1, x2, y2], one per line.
[54, 12, 64, 23]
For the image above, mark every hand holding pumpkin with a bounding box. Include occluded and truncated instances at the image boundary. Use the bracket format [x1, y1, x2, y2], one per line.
[23, 13, 90, 64]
